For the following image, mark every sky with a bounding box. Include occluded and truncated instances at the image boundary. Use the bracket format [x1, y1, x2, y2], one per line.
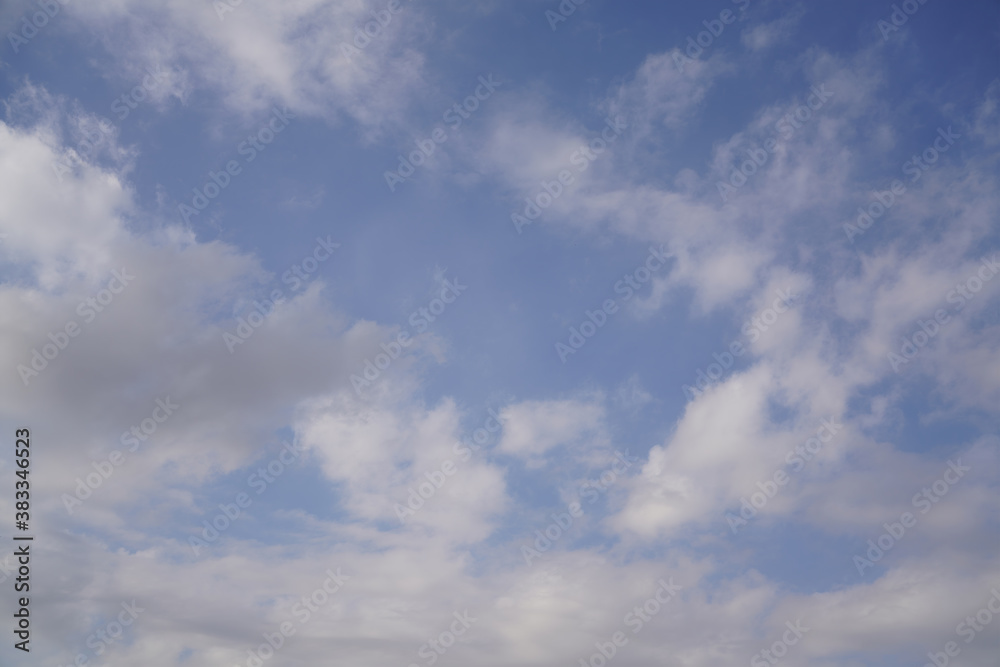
[0, 0, 998, 665]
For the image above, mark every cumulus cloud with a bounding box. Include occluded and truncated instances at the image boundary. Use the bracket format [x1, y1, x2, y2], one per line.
[2, 3, 998, 666]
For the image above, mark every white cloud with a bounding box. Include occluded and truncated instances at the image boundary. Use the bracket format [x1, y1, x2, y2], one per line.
[497, 397, 606, 465]
[59, 0, 431, 132]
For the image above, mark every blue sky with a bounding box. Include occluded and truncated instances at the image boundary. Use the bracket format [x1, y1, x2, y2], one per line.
[0, 0, 998, 665]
